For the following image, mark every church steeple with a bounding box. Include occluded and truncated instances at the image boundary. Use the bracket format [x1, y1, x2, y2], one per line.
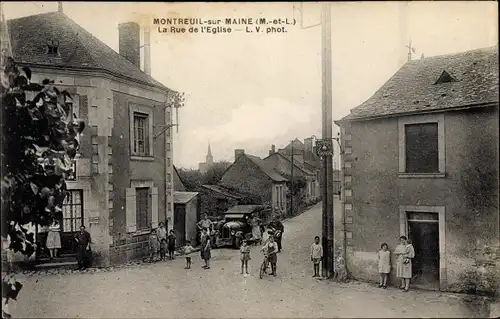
[206, 142, 213, 164]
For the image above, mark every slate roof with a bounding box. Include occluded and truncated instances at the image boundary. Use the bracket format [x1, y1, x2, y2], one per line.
[7, 12, 170, 92]
[245, 154, 288, 182]
[342, 46, 499, 121]
[173, 191, 198, 204]
[264, 152, 315, 176]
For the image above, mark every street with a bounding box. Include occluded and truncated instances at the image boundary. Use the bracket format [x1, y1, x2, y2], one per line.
[11, 202, 489, 318]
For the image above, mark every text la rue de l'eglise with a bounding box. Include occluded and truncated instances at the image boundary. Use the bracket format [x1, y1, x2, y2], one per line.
[153, 17, 295, 34]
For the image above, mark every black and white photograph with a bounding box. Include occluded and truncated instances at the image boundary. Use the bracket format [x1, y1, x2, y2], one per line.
[0, 1, 499, 318]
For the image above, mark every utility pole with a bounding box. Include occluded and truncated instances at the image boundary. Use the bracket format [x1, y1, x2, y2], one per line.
[290, 140, 294, 217]
[321, 2, 334, 279]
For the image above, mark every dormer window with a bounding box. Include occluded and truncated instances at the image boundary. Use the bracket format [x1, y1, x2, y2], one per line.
[46, 39, 60, 55]
[434, 70, 457, 85]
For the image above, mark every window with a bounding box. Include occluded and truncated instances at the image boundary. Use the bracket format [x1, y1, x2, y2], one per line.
[46, 39, 59, 55]
[399, 114, 445, 177]
[167, 173, 172, 182]
[167, 158, 171, 167]
[133, 112, 150, 156]
[67, 160, 77, 181]
[136, 187, 151, 230]
[62, 190, 84, 232]
[405, 123, 439, 173]
[167, 143, 171, 151]
[275, 185, 284, 209]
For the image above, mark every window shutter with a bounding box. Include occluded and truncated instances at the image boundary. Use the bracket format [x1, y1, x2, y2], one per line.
[126, 188, 136, 233]
[151, 187, 159, 228]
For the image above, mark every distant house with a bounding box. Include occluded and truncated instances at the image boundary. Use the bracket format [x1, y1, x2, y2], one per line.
[263, 150, 320, 201]
[7, 11, 177, 266]
[219, 150, 288, 216]
[336, 46, 499, 294]
[277, 138, 322, 197]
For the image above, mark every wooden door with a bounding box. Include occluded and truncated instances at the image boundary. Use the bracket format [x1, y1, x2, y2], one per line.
[174, 204, 186, 247]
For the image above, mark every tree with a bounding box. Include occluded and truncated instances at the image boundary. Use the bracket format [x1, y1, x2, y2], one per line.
[202, 160, 230, 185]
[177, 168, 203, 192]
[1, 54, 85, 318]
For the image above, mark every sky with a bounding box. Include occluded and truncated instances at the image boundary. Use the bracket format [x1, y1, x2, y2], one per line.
[3, 1, 498, 169]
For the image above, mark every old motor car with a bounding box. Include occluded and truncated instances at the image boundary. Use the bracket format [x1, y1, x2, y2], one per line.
[215, 205, 264, 248]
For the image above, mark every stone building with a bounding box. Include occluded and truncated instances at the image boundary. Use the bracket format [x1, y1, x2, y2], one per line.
[7, 9, 178, 266]
[336, 46, 499, 294]
[219, 150, 288, 216]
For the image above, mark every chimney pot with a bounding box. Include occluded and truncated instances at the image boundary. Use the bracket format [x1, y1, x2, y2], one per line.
[235, 149, 245, 162]
[118, 22, 140, 68]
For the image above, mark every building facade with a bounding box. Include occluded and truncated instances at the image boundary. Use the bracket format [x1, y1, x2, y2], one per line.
[336, 46, 499, 294]
[8, 11, 177, 266]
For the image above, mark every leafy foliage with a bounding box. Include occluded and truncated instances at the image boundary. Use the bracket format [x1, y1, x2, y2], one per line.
[177, 161, 231, 191]
[1, 56, 85, 313]
[202, 160, 230, 185]
[177, 168, 203, 191]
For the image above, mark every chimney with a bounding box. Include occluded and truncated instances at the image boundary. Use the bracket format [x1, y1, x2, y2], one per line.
[235, 149, 245, 161]
[57, 2, 63, 13]
[269, 144, 276, 156]
[304, 138, 313, 154]
[118, 22, 140, 68]
[143, 27, 151, 75]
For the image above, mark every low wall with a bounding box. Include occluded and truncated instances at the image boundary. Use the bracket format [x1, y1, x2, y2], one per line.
[109, 232, 150, 265]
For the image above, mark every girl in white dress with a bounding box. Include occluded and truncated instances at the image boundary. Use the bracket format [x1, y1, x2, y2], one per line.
[378, 243, 391, 288]
[46, 220, 62, 259]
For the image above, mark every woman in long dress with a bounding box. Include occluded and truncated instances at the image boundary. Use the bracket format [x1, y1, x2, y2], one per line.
[46, 220, 62, 259]
[394, 235, 415, 292]
[250, 214, 262, 244]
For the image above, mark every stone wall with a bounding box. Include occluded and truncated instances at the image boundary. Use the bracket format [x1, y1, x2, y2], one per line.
[109, 232, 150, 265]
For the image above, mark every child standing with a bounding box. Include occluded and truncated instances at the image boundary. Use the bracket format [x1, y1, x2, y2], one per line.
[183, 240, 194, 269]
[167, 230, 176, 260]
[310, 236, 323, 277]
[148, 229, 160, 263]
[378, 243, 391, 288]
[201, 229, 212, 269]
[240, 240, 251, 275]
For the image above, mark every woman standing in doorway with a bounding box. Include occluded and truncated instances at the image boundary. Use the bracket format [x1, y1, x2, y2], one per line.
[395, 236, 415, 292]
[46, 220, 62, 259]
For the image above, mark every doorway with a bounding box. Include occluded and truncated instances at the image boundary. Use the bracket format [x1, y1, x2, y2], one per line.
[174, 204, 186, 247]
[407, 211, 440, 290]
[60, 190, 84, 256]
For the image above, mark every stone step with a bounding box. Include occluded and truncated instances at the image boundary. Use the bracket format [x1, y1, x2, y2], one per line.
[34, 261, 78, 270]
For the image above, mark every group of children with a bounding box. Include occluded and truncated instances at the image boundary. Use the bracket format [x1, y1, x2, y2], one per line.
[148, 224, 178, 262]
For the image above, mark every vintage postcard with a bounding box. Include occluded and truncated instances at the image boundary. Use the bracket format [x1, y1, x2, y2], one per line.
[1, 1, 499, 318]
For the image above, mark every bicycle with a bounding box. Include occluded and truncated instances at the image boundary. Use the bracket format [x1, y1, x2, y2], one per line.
[259, 254, 269, 279]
